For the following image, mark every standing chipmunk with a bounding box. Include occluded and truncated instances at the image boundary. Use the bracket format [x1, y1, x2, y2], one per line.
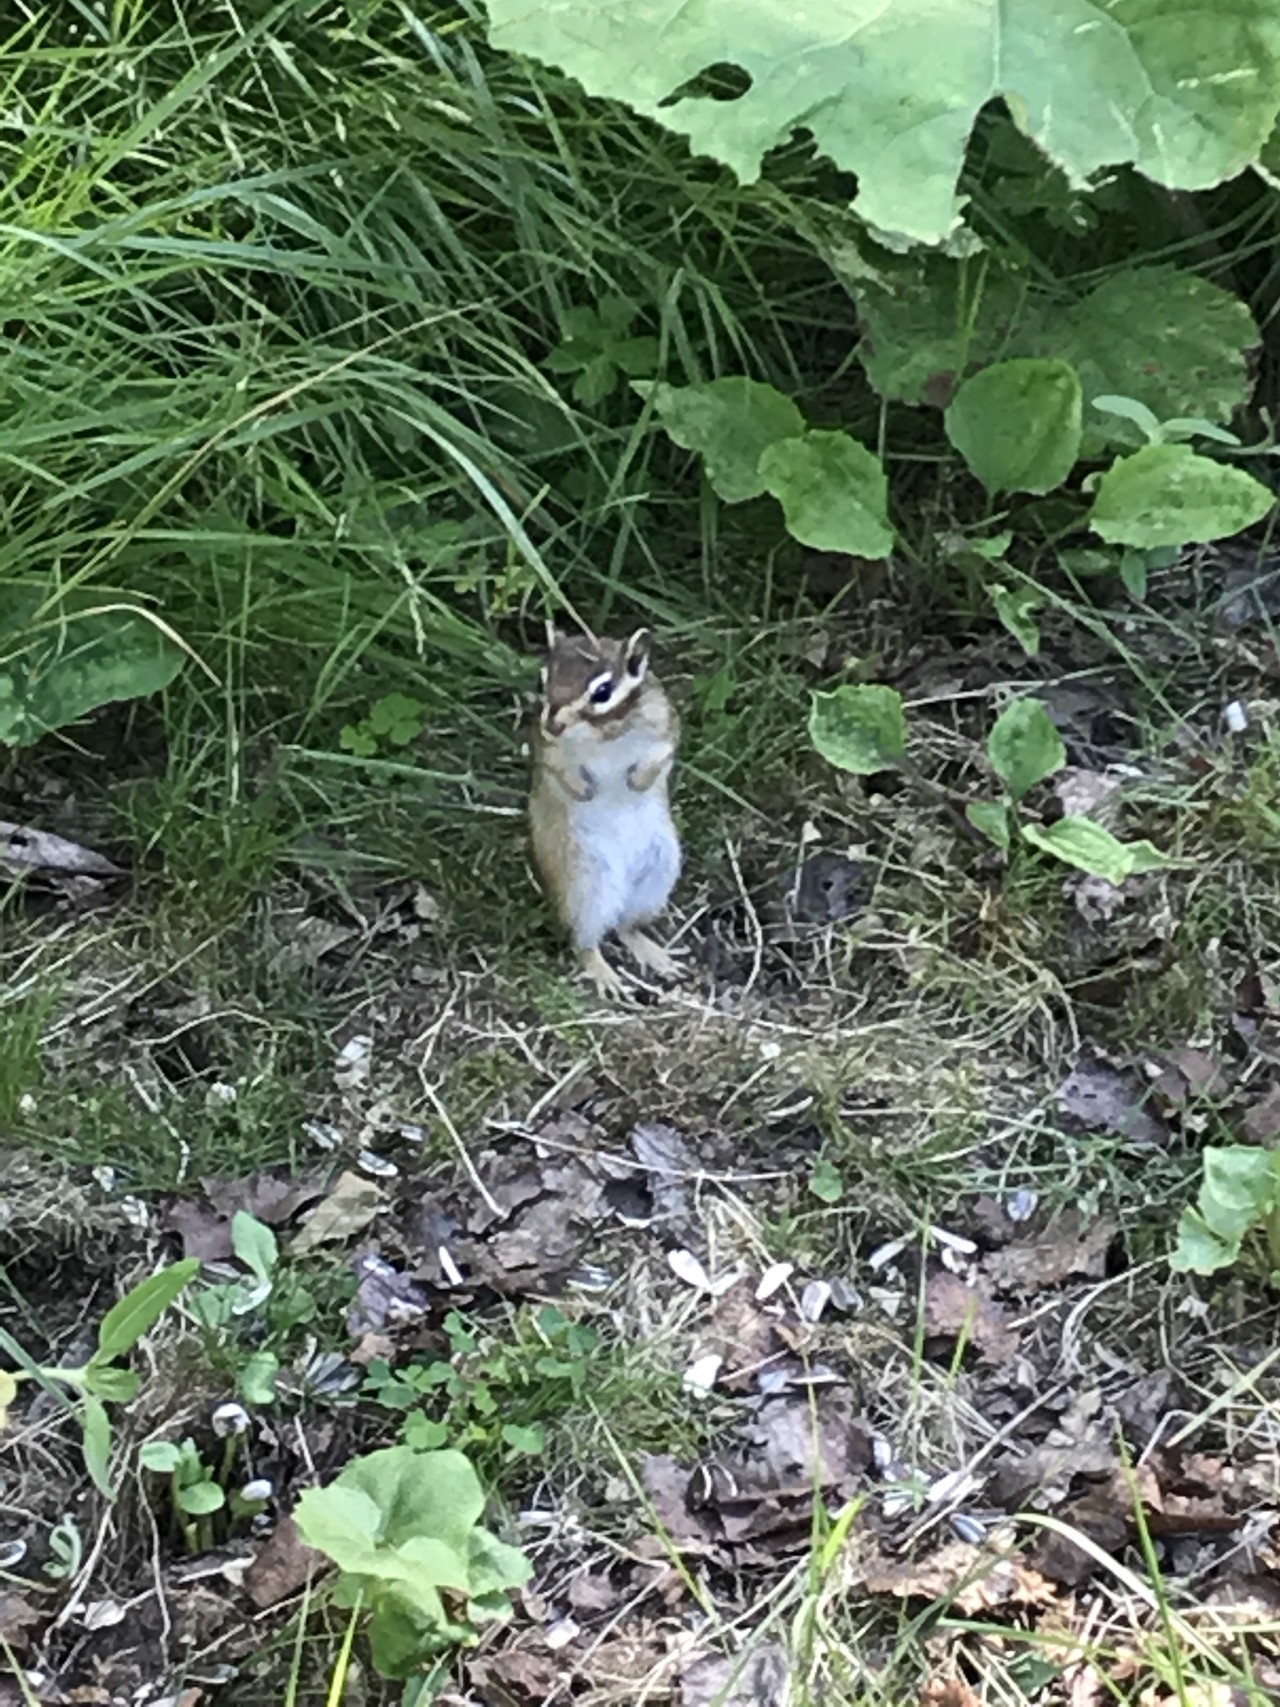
[529, 626, 683, 997]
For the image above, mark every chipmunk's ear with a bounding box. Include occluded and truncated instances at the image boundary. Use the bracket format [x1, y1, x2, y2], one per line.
[623, 628, 651, 679]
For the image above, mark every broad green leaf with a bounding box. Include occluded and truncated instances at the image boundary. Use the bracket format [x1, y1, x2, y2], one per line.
[1089, 445, 1274, 548]
[966, 799, 1012, 850]
[1048, 270, 1259, 453]
[809, 685, 906, 776]
[294, 1483, 389, 1575]
[1020, 818, 1169, 882]
[640, 377, 804, 502]
[0, 603, 185, 749]
[1171, 1145, 1280, 1275]
[487, 1, 1280, 245]
[81, 1364, 139, 1403]
[238, 1350, 279, 1405]
[759, 432, 893, 558]
[339, 1446, 485, 1556]
[231, 1212, 278, 1284]
[404, 1415, 450, 1450]
[989, 584, 1042, 657]
[945, 360, 1082, 494]
[368, 1595, 445, 1681]
[807, 1157, 845, 1204]
[1201, 1145, 1279, 1225]
[847, 257, 1256, 451]
[1119, 550, 1149, 601]
[846, 247, 1035, 407]
[386, 1535, 471, 1592]
[81, 1396, 113, 1497]
[468, 1528, 534, 1596]
[1170, 1208, 1241, 1274]
[95, 1260, 199, 1361]
[139, 1441, 184, 1474]
[987, 699, 1065, 800]
[500, 1423, 545, 1455]
[178, 1480, 226, 1516]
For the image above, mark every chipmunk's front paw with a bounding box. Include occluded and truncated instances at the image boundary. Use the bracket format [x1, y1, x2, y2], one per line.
[618, 928, 685, 983]
[579, 948, 630, 1001]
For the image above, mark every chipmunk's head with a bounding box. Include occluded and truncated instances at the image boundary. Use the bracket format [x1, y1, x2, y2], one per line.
[538, 625, 651, 737]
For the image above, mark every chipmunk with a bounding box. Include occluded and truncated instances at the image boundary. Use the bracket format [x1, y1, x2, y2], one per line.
[529, 626, 683, 998]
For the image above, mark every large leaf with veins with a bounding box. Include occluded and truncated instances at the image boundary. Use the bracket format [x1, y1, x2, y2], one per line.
[486, 0, 1280, 244]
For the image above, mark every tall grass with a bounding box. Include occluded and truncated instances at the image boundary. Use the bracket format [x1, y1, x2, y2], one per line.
[0, 0, 856, 749]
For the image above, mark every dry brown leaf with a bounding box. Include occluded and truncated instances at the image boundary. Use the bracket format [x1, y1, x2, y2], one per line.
[1243, 1081, 1280, 1145]
[680, 1644, 789, 1707]
[0, 1591, 41, 1648]
[244, 1516, 327, 1609]
[566, 1570, 619, 1616]
[983, 1212, 1116, 1294]
[923, 1269, 1020, 1363]
[920, 1682, 983, 1707]
[1058, 1059, 1167, 1147]
[165, 1169, 329, 1260]
[705, 1282, 786, 1390]
[292, 1170, 383, 1254]
[863, 1540, 1056, 1615]
[470, 1650, 564, 1701]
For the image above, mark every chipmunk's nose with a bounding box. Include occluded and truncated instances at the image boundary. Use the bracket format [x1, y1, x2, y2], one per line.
[542, 708, 564, 737]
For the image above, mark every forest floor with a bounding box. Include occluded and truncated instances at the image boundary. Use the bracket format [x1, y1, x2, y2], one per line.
[5, 538, 1280, 1706]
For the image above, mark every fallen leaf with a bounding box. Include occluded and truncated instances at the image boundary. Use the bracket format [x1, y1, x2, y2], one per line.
[1243, 1081, 1280, 1145]
[347, 1251, 428, 1333]
[292, 1171, 383, 1254]
[1053, 768, 1121, 821]
[983, 1212, 1116, 1294]
[0, 1591, 40, 1647]
[863, 1539, 1056, 1615]
[680, 1643, 789, 1707]
[1035, 1452, 1244, 1587]
[630, 1122, 696, 1234]
[1058, 1058, 1167, 1147]
[0, 821, 122, 876]
[165, 1169, 328, 1260]
[921, 1682, 983, 1707]
[566, 1571, 619, 1616]
[924, 1269, 1020, 1363]
[988, 1389, 1115, 1510]
[244, 1516, 326, 1609]
[470, 1650, 564, 1701]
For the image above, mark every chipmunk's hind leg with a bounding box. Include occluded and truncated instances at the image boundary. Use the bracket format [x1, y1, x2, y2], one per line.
[616, 927, 683, 982]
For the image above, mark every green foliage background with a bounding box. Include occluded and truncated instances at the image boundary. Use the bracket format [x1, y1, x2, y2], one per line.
[2, 0, 1279, 748]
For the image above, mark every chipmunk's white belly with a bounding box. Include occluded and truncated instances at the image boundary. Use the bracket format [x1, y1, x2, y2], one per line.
[563, 732, 681, 947]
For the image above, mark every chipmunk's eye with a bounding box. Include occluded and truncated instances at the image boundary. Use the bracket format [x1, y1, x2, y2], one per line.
[589, 678, 614, 705]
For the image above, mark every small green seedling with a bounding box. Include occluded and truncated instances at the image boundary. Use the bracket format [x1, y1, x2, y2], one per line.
[809, 684, 1170, 884]
[294, 1444, 532, 1681]
[43, 1518, 84, 1581]
[1171, 1146, 1280, 1282]
[189, 1211, 315, 1401]
[140, 1402, 271, 1553]
[363, 1306, 596, 1467]
[545, 295, 657, 404]
[340, 692, 427, 759]
[807, 1156, 845, 1204]
[0, 1259, 198, 1496]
